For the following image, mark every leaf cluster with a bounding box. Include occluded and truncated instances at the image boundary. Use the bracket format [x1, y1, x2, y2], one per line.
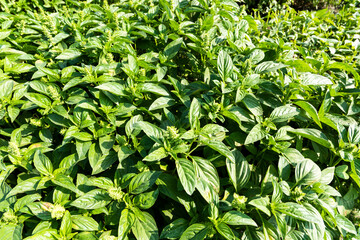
[0, 0, 360, 239]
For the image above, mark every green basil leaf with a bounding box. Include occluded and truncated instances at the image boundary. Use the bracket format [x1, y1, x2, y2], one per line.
[129, 171, 162, 194]
[189, 97, 201, 130]
[222, 211, 257, 226]
[118, 208, 136, 240]
[71, 215, 100, 231]
[335, 213, 357, 235]
[33, 150, 53, 176]
[70, 189, 112, 209]
[132, 210, 159, 240]
[160, 218, 188, 239]
[60, 211, 72, 236]
[133, 189, 159, 210]
[164, 38, 183, 60]
[215, 222, 235, 240]
[56, 49, 82, 60]
[294, 101, 322, 128]
[176, 158, 196, 195]
[295, 159, 322, 186]
[274, 202, 321, 224]
[217, 50, 233, 80]
[226, 150, 250, 192]
[25, 93, 52, 109]
[288, 128, 333, 149]
[179, 223, 209, 240]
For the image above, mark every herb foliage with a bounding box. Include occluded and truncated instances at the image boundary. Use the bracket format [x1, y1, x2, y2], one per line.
[0, 0, 360, 239]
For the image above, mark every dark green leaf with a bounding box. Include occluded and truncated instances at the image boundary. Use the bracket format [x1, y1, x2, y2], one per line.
[160, 218, 188, 239]
[164, 38, 183, 60]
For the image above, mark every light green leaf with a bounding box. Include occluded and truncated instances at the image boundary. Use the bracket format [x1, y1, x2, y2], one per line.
[189, 98, 201, 130]
[0, 80, 14, 98]
[23, 229, 57, 240]
[285, 60, 315, 72]
[118, 209, 136, 240]
[0, 30, 12, 40]
[96, 82, 126, 96]
[9, 63, 35, 74]
[176, 158, 196, 195]
[248, 197, 271, 216]
[242, 94, 263, 116]
[72, 215, 100, 231]
[134, 121, 164, 144]
[226, 150, 250, 192]
[56, 49, 82, 60]
[129, 171, 162, 194]
[326, 62, 360, 86]
[193, 156, 220, 194]
[33, 150, 53, 176]
[14, 194, 42, 212]
[222, 106, 254, 123]
[295, 159, 322, 186]
[222, 211, 257, 226]
[52, 174, 81, 194]
[300, 73, 333, 86]
[118, 146, 135, 162]
[138, 83, 169, 96]
[335, 214, 357, 235]
[255, 61, 287, 73]
[217, 50, 233, 80]
[294, 101, 322, 128]
[288, 128, 333, 148]
[60, 211, 72, 236]
[52, 32, 70, 45]
[143, 146, 167, 162]
[7, 177, 47, 197]
[8, 105, 20, 123]
[245, 123, 266, 145]
[70, 189, 112, 209]
[215, 222, 235, 240]
[0, 224, 22, 240]
[25, 93, 52, 109]
[180, 224, 209, 240]
[37, 67, 60, 80]
[270, 105, 299, 122]
[134, 25, 157, 35]
[335, 165, 349, 180]
[149, 97, 175, 111]
[133, 189, 159, 210]
[91, 151, 118, 175]
[320, 167, 335, 185]
[132, 210, 159, 240]
[274, 202, 321, 224]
